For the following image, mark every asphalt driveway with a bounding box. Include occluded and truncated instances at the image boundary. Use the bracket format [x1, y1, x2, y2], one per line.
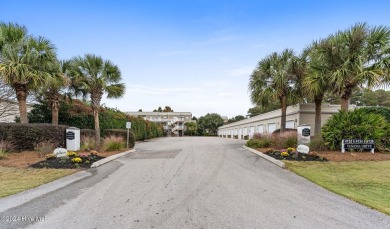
[1, 137, 389, 229]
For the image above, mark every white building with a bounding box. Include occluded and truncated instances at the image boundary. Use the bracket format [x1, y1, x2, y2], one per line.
[218, 103, 357, 139]
[126, 111, 192, 136]
[0, 100, 32, 123]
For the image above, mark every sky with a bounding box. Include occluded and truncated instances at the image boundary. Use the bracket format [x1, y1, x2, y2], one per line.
[1, 0, 390, 118]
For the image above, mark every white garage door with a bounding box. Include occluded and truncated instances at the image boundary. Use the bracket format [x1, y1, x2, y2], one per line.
[286, 120, 295, 129]
[250, 126, 255, 138]
[257, 125, 264, 134]
[268, 123, 277, 133]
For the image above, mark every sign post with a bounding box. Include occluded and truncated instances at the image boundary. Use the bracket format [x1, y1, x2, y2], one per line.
[126, 122, 131, 149]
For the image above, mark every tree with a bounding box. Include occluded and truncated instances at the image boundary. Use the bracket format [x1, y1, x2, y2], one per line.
[302, 39, 335, 137]
[68, 54, 125, 150]
[316, 23, 390, 112]
[351, 88, 390, 107]
[34, 60, 71, 125]
[197, 113, 224, 135]
[138, 109, 143, 112]
[153, 106, 162, 112]
[249, 49, 302, 133]
[162, 106, 173, 112]
[228, 115, 245, 123]
[0, 22, 57, 123]
[247, 103, 282, 117]
[184, 121, 198, 136]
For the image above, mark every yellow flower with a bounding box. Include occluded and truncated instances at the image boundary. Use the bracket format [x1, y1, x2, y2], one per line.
[71, 157, 82, 163]
[281, 151, 289, 157]
[67, 151, 78, 157]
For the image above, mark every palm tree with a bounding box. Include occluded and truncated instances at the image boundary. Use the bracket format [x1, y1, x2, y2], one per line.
[317, 23, 390, 112]
[302, 39, 335, 137]
[68, 54, 125, 150]
[0, 22, 57, 123]
[35, 60, 71, 125]
[249, 49, 302, 133]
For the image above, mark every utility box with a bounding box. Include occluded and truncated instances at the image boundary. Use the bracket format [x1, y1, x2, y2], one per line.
[66, 127, 80, 151]
[297, 124, 311, 145]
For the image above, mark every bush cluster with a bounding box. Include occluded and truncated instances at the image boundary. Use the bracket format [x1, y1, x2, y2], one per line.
[322, 109, 390, 150]
[245, 133, 297, 149]
[103, 129, 135, 148]
[0, 123, 67, 151]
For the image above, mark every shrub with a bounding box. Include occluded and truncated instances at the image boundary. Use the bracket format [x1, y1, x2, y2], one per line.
[0, 150, 6, 159]
[80, 136, 96, 151]
[80, 129, 95, 138]
[322, 109, 390, 150]
[34, 140, 57, 157]
[103, 135, 125, 151]
[272, 131, 297, 149]
[0, 123, 68, 151]
[246, 136, 273, 148]
[309, 136, 329, 151]
[359, 107, 390, 122]
[103, 129, 135, 148]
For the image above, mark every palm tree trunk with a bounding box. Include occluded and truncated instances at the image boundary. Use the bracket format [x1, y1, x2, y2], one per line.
[314, 95, 323, 137]
[14, 84, 28, 124]
[91, 92, 102, 151]
[340, 87, 353, 112]
[280, 96, 287, 133]
[50, 89, 60, 125]
[93, 108, 101, 151]
[51, 101, 59, 125]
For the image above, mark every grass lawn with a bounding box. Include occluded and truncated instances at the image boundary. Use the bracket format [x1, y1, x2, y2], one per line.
[0, 166, 77, 198]
[285, 161, 390, 215]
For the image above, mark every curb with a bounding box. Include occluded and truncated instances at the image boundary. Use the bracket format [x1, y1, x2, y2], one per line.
[91, 149, 136, 168]
[242, 145, 285, 168]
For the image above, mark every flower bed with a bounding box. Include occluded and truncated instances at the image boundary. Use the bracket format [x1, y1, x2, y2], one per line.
[30, 151, 105, 169]
[263, 148, 328, 162]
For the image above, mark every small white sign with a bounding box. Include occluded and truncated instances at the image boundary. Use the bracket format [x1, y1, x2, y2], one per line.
[53, 148, 68, 157]
[126, 122, 131, 129]
[297, 145, 310, 154]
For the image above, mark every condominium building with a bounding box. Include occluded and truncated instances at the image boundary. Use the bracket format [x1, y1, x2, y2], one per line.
[218, 103, 358, 139]
[125, 111, 192, 136]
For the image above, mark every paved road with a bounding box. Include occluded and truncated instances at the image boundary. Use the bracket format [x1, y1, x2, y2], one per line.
[1, 137, 390, 229]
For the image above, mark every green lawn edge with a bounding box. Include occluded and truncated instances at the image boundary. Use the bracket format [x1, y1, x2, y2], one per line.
[0, 166, 77, 198]
[285, 161, 390, 215]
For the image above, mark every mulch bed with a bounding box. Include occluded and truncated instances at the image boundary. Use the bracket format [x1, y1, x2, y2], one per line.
[264, 151, 327, 161]
[30, 155, 106, 169]
[256, 148, 390, 162]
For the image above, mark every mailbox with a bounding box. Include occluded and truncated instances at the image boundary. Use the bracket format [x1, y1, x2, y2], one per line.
[66, 127, 80, 151]
[297, 124, 311, 145]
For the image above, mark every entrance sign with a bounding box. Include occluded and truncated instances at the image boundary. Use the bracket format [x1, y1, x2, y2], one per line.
[66, 127, 80, 151]
[342, 139, 375, 153]
[297, 125, 311, 145]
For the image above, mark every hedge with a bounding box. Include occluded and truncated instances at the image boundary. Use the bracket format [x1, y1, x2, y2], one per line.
[0, 123, 68, 151]
[103, 129, 136, 148]
[28, 100, 164, 141]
